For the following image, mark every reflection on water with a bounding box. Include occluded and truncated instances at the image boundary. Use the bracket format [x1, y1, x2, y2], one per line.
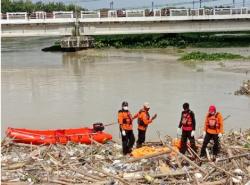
[1, 38, 250, 140]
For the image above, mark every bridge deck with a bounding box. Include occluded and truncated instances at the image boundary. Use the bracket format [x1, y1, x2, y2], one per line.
[1, 8, 250, 37]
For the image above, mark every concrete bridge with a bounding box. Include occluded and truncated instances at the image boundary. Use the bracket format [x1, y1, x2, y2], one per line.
[1, 8, 250, 37]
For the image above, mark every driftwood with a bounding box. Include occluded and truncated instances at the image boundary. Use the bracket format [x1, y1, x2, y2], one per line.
[202, 168, 216, 181]
[187, 145, 201, 161]
[235, 80, 250, 96]
[226, 148, 239, 168]
[86, 165, 130, 185]
[151, 170, 196, 178]
[48, 179, 71, 185]
[216, 153, 250, 162]
[208, 162, 239, 179]
[1, 129, 250, 184]
[201, 179, 227, 185]
[69, 165, 103, 182]
[2, 162, 27, 170]
[157, 131, 206, 174]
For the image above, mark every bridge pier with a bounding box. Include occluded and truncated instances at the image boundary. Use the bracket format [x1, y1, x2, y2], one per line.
[60, 36, 94, 51]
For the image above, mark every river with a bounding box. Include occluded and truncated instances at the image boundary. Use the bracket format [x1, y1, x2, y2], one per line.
[1, 37, 250, 140]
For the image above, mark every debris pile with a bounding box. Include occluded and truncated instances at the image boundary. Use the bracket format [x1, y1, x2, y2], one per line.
[1, 129, 250, 185]
[235, 80, 250, 96]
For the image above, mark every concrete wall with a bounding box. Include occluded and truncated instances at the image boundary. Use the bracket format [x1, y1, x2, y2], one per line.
[1, 23, 74, 37]
[80, 19, 250, 35]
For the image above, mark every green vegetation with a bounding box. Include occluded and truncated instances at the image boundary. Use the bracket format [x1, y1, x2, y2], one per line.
[1, 0, 84, 13]
[94, 34, 188, 49]
[94, 32, 250, 49]
[180, 51, 244, 61]
[244, 143, 250, 148]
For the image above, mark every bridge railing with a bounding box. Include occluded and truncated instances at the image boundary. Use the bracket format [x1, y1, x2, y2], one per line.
[79, 7, 250, 18]
[6, 12, 27, 20]
[27, 11, 46, 19]
[80, 11, 100, 18]
[108, 10, 117, 17]
[154, 9, 162, 16]
[125, 9, 145, 17]
[1, 7, 249, 20]
[170, 9, 188, 16]
[53, 11, 73, 19]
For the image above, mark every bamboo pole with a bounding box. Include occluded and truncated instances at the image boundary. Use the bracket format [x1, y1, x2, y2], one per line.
[86, 165, 130, 185]
[208, 162, 239, 179]
[151, 170, 197, 178]
[226, 148, 239, 168]
[200, 179, 227, 185]
[68, 165, 103, 181]
[216, 153, 249, 162]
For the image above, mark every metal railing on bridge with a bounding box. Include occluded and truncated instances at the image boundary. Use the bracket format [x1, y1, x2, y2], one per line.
[1, 7, 249, 20]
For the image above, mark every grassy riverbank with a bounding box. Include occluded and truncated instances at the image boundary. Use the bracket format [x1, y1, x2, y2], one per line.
[94, 32, 250, 49]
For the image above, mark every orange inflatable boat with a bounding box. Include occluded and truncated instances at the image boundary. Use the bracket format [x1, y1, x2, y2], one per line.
[6, 124, 112, 145]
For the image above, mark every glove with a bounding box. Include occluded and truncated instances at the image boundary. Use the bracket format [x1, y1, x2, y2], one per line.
[203, 131, 206, 138]
[152, 114, 157, 120]
[218, 133, 222, 138]
[177, 128, 182, 135]
[191, 130, 195, 137]
[122, 130, 126, 136]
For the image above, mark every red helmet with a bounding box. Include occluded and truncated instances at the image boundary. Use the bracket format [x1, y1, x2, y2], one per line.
[209, 105, 216, 113]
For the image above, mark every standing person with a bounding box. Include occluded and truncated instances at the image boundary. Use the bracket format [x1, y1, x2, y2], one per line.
[134, 102, 157, 148]
[118, 101, 135, 155]
[200, 105, 224, 159]
[177, 102, 197, 154]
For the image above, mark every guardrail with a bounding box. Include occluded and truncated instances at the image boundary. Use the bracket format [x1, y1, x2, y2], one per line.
[1, 8, 249, 20]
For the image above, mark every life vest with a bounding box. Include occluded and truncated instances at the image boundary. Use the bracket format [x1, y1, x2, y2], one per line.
[138, 109, 150, 130]
[207, 113, 220, 130]
[181, 111, 193, 131]
[118, 110, 133, 130]
[205, 112, 224, 135]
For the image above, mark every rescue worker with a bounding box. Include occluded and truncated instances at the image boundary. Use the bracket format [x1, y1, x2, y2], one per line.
[177, 102, 197, 154]
[134, 102, 157, 148]
[118, 101, 135, 155]
[200, 105, 224, 159]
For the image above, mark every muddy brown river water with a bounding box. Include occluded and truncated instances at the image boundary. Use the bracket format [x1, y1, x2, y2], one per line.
[1, 37, 250, 140]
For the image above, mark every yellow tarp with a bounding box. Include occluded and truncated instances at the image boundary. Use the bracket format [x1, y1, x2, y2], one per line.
[131, 146, 169, 158]
[131, 138, 181, 158]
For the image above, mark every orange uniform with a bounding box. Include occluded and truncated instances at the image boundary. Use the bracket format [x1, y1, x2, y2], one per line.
[118, 110, 133, 130]
[204, 112, 224, 134]
[134, 109, 152, 131]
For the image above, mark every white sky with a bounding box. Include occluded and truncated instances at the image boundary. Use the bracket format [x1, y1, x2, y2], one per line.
[32, 0, 250, 10]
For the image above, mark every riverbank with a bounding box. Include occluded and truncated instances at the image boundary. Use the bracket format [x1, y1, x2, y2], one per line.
[41, 32, 250, 52]
[94, 33, 250, 49]
[1, 129, 250, 184]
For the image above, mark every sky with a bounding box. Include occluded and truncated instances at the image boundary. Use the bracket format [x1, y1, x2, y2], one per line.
[32, 0, 250, 10]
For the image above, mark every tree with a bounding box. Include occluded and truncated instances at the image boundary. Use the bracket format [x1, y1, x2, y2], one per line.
[1, 0, 86, 13]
